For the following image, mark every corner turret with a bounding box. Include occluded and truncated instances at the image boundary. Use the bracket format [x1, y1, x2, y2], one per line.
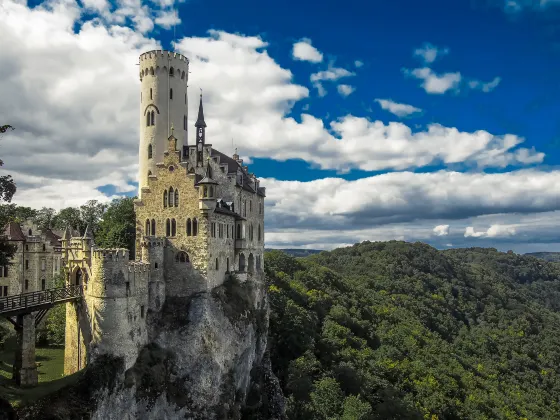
[198, 158, 218, 214]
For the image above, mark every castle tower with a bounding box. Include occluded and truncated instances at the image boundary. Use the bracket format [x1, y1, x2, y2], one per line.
[138, 50, 190, 196]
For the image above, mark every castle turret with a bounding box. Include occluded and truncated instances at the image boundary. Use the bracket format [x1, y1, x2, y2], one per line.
[82, 224, 93, 253]
[198, 159, 218, 214]
[138, 50, 190, 196]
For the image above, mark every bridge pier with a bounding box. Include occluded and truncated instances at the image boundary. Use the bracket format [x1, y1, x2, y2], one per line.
[12, 313, 38, 387]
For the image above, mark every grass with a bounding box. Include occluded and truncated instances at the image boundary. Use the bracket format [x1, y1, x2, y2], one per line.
[0, 335, 80, 408]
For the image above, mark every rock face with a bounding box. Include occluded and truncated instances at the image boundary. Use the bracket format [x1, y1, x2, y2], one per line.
[17, 277, 285, 420]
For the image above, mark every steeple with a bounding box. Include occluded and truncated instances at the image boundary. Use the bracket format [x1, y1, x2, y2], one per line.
[195, 92, 206, 166]
[195, 92, 206, 128]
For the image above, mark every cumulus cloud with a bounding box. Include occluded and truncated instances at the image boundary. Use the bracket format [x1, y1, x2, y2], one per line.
[414, 43, 449, 64]
[292, 38, 323, 63]
[465, 224, 516, 238]
[433, 225, 450, 236]
[404, 67, 462, 94]
[310, 65, 355, 96]
[375, 98, 422, 117]
[468, 76, 501, 92]
[337, 84, 355, 97]
[354, 60, 364, 68]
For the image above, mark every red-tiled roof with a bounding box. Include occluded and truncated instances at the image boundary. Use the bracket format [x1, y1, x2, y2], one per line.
[3, 222, 25, 241]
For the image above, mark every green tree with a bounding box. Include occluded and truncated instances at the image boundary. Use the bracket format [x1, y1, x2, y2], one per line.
[34, 206, 57, 230]
[79, 199, 106, 236]
[95, 197, 136, 256]
[53, 206, 83, 232]
[309, 377, 344, 420]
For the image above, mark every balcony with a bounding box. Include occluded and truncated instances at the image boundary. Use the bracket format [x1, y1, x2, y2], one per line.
[235, 239, 247, 249]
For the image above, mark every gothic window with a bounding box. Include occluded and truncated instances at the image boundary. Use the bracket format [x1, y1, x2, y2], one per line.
[248, 254, 254, 274]
[151, 219, 156, 235]
[243, 200, 247, 217]
[171, 219, 176, 236]
[169, 67, 174, 77]
[258, 224, 261, 241]
[170, 88, 173, 100]
[146, 112, 150, 126]
[145, 219, 150, 235]
[215, 258, 219, 270]
[203, 186, 208, 198]
[166, 219, 170, 237]
[151, 110, 155, 126]
[239, 253, 246, 272]
[148, 144, 153, 158]
[236, 224, 241, 239]
[150, 88, 153, 100]
[163, 190, 168, 207]
[41, 279, 46, 290]
[174, 189, 179, 207]
[192, 218, 198, 236]
[186, 218, 191, 236]
[169, 187, 174, 207]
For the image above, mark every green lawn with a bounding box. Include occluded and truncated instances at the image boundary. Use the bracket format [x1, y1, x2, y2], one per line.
[0, 336, 79, 407]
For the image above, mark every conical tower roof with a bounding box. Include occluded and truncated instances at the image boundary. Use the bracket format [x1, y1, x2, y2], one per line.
[195, 94, 206, 128]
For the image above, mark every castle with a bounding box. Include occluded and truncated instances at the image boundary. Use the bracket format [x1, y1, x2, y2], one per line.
[59, 50, 266, 374]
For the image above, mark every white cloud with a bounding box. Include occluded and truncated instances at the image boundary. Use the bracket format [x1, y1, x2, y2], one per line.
[292, 38, 323, 63]
[310, 65, 355, 96]
[468, 76, 501, 93]
[154, 9, 180, 29]
[433, 225, 449, 236]
[414, 43, 449, 64]
[465, 224, 516, 238]
[337, 84, 355, 97]
[354, 60, 364, 68]
[404, 67, 462, 94]
[375, 98, 422, 117]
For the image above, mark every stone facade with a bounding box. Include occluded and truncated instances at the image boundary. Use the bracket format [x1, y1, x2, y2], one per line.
[62, 49, 266, 376]
[0, 220, 63, 297]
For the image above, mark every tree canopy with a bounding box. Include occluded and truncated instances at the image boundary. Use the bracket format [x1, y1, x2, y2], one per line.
[265, 241, 560, 419]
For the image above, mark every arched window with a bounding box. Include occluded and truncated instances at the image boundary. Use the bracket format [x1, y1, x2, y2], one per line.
[248, 254, 254, 274]
[148, 144, 153, 159]
[170, 88, 173, 100]
[181, 71, 185, 79]
[150, 88, 153, 99]
[163, 190, 168, 207]
[171, 219, 176, 236]
[203, 186, 208, 197]
[145, 219, 150, 235]
[174, 189, 179, 207]
[236, 224, 241, 239]
[150, 67, 154, 75]
[239, 254, 246, 272]
[41, 279, 46, 290]
[186, 218, 191, 236]
[169, 67, 174, 76]
[151, 219, 156, 236]
[151, 110, 155, 126]
[192, 218, 198, 236]
[146, 112, 151, 126]
[169, 187, 174, 207]
[215, 258, 219, 270]
[166, 219, 170, 237]
[258, 224, 261, 241]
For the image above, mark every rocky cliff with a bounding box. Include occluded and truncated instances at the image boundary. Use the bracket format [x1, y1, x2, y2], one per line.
[16, 276, 285, 420]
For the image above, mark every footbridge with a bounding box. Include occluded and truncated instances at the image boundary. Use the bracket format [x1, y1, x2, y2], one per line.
[0, 285, 83, 387]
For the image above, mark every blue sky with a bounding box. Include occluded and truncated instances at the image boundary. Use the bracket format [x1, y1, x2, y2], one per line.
[1, 0, 560, 252]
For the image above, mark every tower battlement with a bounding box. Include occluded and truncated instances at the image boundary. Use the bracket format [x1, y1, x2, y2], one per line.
[140, 50, 189, 64]
[92, 248, 130, 261]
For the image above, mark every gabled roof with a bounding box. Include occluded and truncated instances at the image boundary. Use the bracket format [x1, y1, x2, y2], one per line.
[3, 222, 25, 241]
[44, 229, 61, 246]
[210, 148, 239, 174]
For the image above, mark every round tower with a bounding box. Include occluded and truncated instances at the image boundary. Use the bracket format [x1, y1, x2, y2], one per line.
[138, 50, 189, 195]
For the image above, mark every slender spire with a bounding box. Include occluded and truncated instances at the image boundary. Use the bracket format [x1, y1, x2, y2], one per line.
[83, 224, 93, 239]
[195, 91, 206, 128]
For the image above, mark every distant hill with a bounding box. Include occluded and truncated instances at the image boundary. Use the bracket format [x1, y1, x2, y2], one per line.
[525, 252, 560, 262]
[265, 248, 323, 257]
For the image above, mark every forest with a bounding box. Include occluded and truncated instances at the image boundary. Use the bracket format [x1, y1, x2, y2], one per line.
[265, 242, 560, 420]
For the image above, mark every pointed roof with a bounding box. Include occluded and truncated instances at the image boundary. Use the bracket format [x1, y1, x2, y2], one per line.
[62, 226, 71, 241]
[197, 158, 218, 185]
[3, 222, 25, 241]
[195, 94, 206, 128]
[83, 225, 93, 239]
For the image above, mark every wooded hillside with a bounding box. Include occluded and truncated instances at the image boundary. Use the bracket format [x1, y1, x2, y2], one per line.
[265, 242, 560, 420]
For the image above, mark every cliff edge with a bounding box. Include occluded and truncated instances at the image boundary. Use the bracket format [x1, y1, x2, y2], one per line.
[16, 276, 285, 420]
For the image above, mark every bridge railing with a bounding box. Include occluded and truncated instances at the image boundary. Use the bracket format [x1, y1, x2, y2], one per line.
[0, 285, 83, 314]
